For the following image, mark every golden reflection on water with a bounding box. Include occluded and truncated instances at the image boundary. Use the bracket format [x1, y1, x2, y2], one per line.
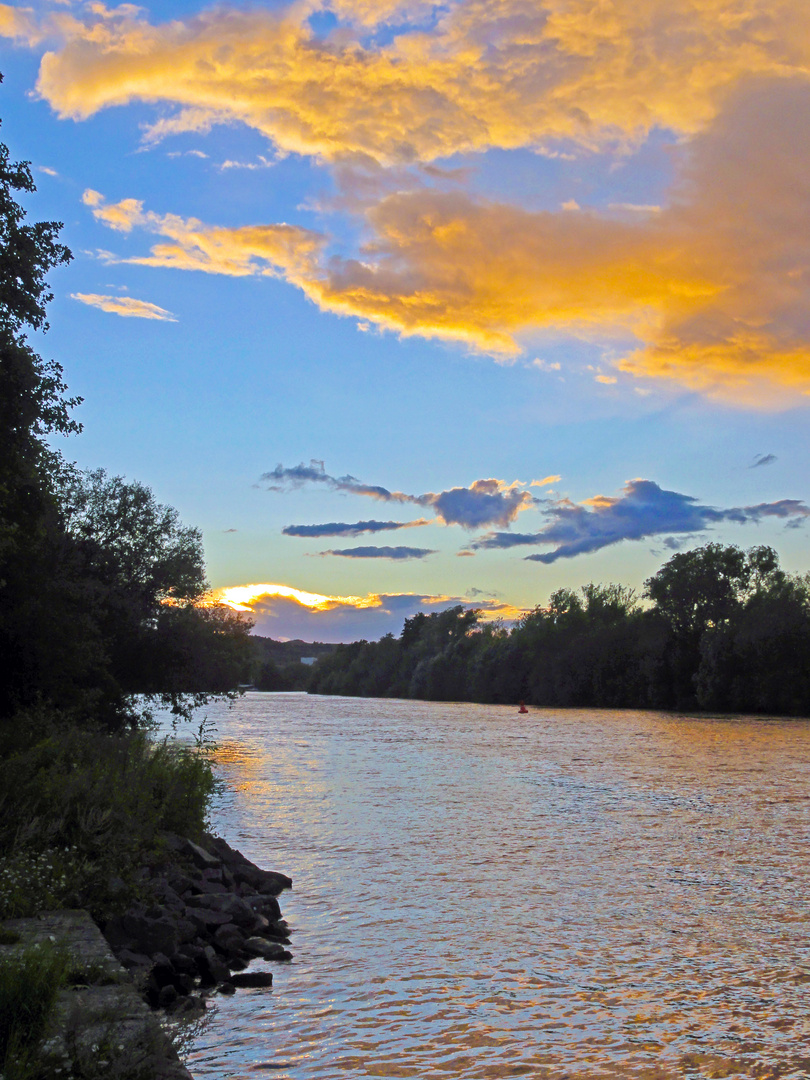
[182, 696, 810, 1080]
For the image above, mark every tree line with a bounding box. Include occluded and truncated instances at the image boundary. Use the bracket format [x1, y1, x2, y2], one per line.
[308, 543, 810, 715]
[0, 105, 252, 732]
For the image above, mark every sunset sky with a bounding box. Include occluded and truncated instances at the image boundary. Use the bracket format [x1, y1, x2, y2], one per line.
[3, 0, 810, 640]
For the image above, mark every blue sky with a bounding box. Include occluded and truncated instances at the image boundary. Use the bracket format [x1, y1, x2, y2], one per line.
[3, 0, 810, 639]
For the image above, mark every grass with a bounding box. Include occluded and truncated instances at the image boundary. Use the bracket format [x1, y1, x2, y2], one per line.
[0, 707, 217, 921]
[0, 940, 70, 1079]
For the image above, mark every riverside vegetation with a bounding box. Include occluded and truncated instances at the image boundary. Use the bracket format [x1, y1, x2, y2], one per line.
[0, 84, 290, 1078]
[308, 543, 810, 715]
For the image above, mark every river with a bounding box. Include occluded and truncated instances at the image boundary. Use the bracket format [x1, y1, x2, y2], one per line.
[176, 692, 810, 1079]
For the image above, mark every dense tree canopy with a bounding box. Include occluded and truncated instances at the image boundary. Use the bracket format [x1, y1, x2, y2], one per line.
[309, 545, 810, 716]
[0, 108, 251, 728]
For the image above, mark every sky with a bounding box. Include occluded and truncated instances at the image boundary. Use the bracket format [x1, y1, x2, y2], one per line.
[3, 0, 810, 641]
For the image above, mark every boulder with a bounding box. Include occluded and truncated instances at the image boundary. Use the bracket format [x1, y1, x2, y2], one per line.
[230, 971, 273, 988]
[243, 938, 293, 961]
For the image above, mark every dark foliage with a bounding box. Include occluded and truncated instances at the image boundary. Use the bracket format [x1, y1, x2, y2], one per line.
[309, 545, 810, 716]
[0, 109, 251, 728]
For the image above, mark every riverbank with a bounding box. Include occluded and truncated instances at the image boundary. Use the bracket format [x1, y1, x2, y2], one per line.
[99, 830, 293, 1009]
[0, 831, 293, 1078]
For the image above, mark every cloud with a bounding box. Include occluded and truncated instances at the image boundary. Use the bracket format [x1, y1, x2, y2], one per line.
[317, 545, 436, 559]
[261, 460, 414, 503]
[472, 479, 810, 563]
[83, 190, 324, 279]
[27, 0, 810, 164]
[263, 461, 540, 529]
[70, 292, 176, 320]
[429, 478, 534, 529]
[531, 475, 561, 487]
[210, 581, 524, 641]
[750, 453, 777, 468]
[37, 165, 59, 177]
[46, 15, 810, 396]
[0, 4, 44, 46]
[283, 518, 431, 537]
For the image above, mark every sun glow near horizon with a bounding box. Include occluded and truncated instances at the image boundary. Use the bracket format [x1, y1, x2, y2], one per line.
[212, 582, 380, 613]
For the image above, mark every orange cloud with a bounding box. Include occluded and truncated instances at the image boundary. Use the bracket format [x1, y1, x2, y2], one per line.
[27, 0, 810, 163]
[210, 581, 526, 639]
[0, 4, 43, 45]
[84, 190, 325, 279]
[71, 291, 177, 320]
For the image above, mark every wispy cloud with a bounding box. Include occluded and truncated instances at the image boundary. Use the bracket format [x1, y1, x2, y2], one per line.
[317, 545, 436, 559]
[70, 292, 176, 321]
[750, 453, 777, 468]
[473, 479, 810, 563]
[263, 461, 540, 529]
[283, 518, 431, 538]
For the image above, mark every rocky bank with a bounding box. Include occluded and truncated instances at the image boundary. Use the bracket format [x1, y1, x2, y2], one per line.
[100, 831, 293, 1013]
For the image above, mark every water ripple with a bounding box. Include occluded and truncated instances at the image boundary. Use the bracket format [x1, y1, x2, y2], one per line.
[176, 695, 810, 1079]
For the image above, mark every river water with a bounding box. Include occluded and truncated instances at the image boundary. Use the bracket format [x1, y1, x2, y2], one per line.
[177, 692, 810, 1079]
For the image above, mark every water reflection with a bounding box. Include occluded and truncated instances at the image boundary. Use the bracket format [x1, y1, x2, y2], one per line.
[181, 694, 810, 1079]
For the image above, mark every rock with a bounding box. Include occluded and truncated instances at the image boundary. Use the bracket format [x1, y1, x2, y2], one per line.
[158, 984, 179, 1008]
[213, 924, 244, 952]
[218, 982, 236, 995]
[184, 839, 220, 871]
[169, 953, 197, 977]
[229, 971, 274, 988]
[243, 938, 293, 961]
[187, 893, 257, 932]
[172, 973, 195, 996]
[167, 994, 207, 1019]
[186, 908, 233, 933]
[118, 949, 152, 970]
[196, 946, 230, 985]
[151, 961, 177, 989]
[245, 895, 282, 920]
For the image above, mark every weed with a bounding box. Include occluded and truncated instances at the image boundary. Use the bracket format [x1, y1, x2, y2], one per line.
[0, 940, 70, 1078]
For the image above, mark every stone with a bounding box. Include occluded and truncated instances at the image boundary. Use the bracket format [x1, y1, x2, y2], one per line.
[196, 947, 230, 985]
[184, 839, 219, 871]
[186, 908, 233, 933]
[172, 974, 195, 996]
[167, 995, 206, 1019]
[151, 962, 177, 989]
[213, 924, 244, 952]
[169, 953, 197, 977]
[218, 982, 236, 995]
[245, 895, 281, 920]
[229, 971, 274, 988]
[158, 984, 179, 1008]
[118, 949, 152, 970]
[243, 938, 293, 961]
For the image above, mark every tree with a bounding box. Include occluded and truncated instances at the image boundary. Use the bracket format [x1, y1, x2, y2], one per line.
[0, 111, 78, 719]
[0, 103, 251, 727]
[644, 543, 781, 639]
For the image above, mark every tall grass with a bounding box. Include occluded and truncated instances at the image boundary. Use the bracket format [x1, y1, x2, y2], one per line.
[0, 710, 217, 920]
[0, 940, 70, 1079]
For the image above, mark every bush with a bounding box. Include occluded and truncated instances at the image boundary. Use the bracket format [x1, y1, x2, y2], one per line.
[0, 713, 217, 919]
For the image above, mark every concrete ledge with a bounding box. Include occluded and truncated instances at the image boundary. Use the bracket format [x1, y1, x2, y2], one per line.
[1, 909, 194, 1079]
